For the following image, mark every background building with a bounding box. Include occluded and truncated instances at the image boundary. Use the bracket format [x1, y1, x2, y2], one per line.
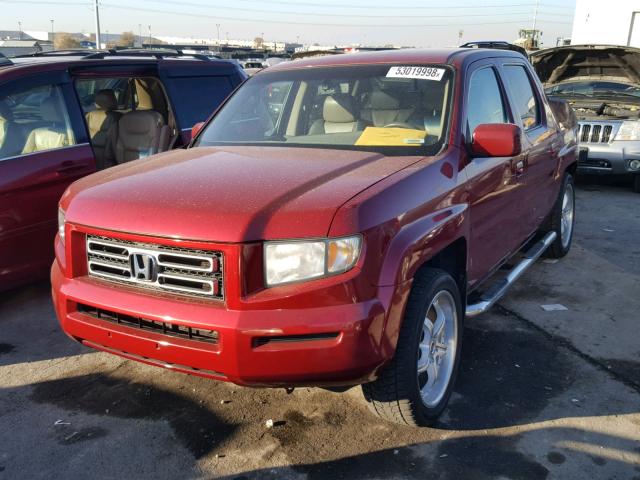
[571, 0, 640, 46]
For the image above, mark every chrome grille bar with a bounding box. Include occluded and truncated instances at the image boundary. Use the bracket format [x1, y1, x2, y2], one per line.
[578, 122, 619, 144]
[86, 235, 223, 299]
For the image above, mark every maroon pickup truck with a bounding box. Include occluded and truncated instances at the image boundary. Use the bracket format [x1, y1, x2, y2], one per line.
[51, 48, 577, 426]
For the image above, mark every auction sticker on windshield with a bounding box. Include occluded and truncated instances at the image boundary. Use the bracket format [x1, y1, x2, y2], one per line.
[386, 66, 445, 81]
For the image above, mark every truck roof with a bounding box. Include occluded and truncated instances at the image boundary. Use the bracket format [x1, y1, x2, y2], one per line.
[269, 47, 527, 72]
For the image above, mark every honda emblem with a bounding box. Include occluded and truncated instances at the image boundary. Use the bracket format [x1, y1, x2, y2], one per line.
[130, 253, 157, 282]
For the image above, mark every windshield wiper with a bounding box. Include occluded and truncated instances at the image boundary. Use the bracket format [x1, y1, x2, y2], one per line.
[592, 90, 640, 99]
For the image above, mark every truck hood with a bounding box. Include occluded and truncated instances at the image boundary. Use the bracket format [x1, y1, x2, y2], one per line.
[63, 146, 419, 242]
[531, 44, 640, 86]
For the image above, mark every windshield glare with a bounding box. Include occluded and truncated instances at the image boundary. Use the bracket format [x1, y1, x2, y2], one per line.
[197, 65, 453, 156]
[545, 81, 640, 99]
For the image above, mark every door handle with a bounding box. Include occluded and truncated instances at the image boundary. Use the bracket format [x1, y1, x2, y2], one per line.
[56, 162, 86, 175]
[513, 157, 526, 176]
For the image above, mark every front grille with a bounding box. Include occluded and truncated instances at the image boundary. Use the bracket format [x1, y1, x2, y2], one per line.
[78, 303, 219, 344]
[86, 235, 224, 299]
[578, 122, 616, 144]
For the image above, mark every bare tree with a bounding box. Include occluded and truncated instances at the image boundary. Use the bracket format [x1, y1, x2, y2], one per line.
[253, 36, 264, 49]
[118, 31, 136, 47]
[54, 33, 80, 49]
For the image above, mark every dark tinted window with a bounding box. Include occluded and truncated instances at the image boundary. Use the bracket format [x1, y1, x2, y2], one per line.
[503, 65, 540, 130]
[467, 67, 507, 134]
[164, 76, 233, 128]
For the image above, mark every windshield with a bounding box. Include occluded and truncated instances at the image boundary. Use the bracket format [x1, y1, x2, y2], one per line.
[545, 81, 640, 99]
[197, 64, 453, 156]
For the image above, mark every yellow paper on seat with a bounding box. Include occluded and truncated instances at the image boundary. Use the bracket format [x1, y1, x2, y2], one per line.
[355, 127, 427, 146]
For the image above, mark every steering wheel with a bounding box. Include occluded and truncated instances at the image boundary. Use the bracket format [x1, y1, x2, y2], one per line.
[383, 122, 418, 129]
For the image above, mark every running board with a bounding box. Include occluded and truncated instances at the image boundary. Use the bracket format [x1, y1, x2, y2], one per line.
[465, 231, 557, 318]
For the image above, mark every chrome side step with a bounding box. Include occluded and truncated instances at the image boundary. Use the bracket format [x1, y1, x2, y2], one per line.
[465, 231, 557, 318]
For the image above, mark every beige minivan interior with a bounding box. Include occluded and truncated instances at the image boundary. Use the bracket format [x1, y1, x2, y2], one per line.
[76, 77, 176, 169]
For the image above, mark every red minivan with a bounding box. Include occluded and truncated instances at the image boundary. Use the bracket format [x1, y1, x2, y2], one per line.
[0, 50, 246, 291]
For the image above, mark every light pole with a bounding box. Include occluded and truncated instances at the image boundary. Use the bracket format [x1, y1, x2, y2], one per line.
[216, 23, 220, 52]
[50, 19, 54, 42]
[18, 21, 22, 40]
[93, 0, 101, 49]
[138, 23, 142, 47]
[148, 25, 151, 45]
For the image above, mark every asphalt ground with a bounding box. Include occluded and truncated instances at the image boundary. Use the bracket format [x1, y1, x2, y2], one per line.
[1, 175, 639, 479]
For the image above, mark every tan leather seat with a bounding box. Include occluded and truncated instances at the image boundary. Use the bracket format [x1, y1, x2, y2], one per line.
[85, 89, 120, 168]
[0, 102, 25, 158]
[0, 102, 8, 152]
[309, 95, 367, 134]
[22, 98, 71, 154]
[115, 110, 169, 163]
[365, 90, 415, 127]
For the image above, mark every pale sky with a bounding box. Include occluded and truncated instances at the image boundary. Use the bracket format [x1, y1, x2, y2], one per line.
[2, 0, 576, 47]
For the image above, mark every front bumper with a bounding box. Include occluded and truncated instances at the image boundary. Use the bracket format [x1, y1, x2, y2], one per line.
[577, 141, 640, 175]
[51, 259, 394, 387]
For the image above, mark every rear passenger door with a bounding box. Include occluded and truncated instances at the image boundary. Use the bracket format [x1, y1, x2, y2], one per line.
[0, 74, 94, 288]
[158, 62, 244, 144]
[498, 61, 559, 235]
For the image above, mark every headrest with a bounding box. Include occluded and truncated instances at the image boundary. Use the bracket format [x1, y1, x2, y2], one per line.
[41, 98, 61, 122]
[119, 110, 163, 135]
[422, 84, 445, 108]
[95, 89, 118, 111]
[323, 94, 358, 123]
[369, 90, 400, 110]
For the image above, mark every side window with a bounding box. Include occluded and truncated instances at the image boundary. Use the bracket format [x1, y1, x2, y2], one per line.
[502, 65, 540, 130]
[467, 67, 507, 135]
[163, 76, 233, 128]
[0, 84, 76, 161]
[75, 78, 130, 112]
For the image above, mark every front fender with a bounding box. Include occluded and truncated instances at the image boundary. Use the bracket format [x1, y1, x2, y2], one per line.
[376, 203, 469, 287]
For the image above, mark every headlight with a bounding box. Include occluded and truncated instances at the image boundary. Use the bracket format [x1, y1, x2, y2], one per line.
[264, 235, 362, 287]
[57, 208, 66, 244]
[614, 121, 640, 141]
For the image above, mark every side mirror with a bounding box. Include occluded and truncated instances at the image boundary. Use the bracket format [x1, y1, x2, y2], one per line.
[191, 122, 205, 141]
[471, 123, 521, 157]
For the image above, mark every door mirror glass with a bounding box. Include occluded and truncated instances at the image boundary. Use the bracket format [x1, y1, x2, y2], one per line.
[471, 123, 521, 157]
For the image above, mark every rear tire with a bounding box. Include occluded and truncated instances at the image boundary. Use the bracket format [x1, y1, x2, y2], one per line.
[544, 172, 575, 258]
[362, 268, 462, 426]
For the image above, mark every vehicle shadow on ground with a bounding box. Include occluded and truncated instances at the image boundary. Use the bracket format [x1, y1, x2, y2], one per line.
[0, 280, 89, 367]
[223, 428, 640, 480]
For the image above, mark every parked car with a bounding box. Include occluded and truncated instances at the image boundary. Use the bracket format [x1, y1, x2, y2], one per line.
[532, 45, 640, 192]
[0, 50, 246, 291]
[51, 48, 577, 426]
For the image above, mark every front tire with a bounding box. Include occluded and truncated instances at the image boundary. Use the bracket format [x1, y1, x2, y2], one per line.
[362, 268, 463, 426]
[544, 172, 575, 258]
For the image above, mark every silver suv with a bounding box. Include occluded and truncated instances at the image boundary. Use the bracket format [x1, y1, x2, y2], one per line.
[532, 45, 640, 192]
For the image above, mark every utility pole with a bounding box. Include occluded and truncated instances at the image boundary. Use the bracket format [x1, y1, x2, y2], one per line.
[50, 19, 54, 42]
[532, 0, 539, 47]
[93, 0, 101, 49]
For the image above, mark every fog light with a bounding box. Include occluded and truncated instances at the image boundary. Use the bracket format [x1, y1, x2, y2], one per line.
[630, 160, 640, 171]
